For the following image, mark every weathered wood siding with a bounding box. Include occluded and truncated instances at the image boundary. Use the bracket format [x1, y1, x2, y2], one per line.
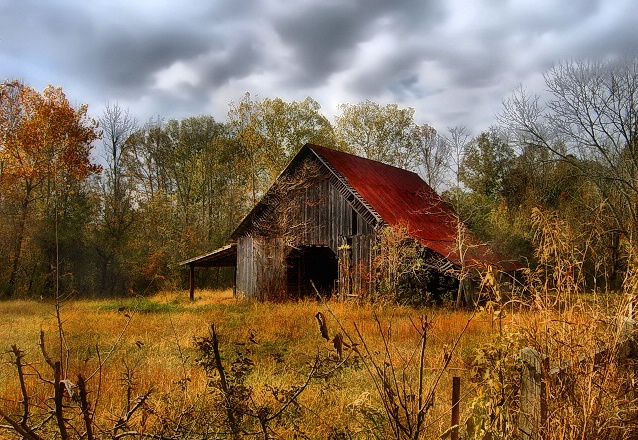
[236, 235, 288, 300]
[235, 158, 377, 299]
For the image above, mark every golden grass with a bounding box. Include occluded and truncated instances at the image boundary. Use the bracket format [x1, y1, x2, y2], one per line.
[4, 289, 626, 438]
[0, 289, 499, 438]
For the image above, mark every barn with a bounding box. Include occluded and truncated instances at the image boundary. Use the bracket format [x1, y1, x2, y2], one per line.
[180, 144, 511, 301]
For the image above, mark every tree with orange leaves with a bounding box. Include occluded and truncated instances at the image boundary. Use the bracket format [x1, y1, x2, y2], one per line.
[0, 80, 100, 297]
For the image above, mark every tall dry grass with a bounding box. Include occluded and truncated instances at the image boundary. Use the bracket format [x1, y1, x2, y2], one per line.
[465, 207, 638, 440]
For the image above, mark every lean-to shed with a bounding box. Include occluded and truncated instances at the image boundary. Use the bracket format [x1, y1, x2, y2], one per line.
[181, 144, 512, 301]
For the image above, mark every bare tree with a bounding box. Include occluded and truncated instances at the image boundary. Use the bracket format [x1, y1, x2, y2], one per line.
[500, 57, 638, 238]
[96, 103, 137, 295]
[416, 124, 450, 193]
[443, 126, 480, 307]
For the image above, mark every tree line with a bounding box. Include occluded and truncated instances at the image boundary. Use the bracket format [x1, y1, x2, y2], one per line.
[1, 56, 637, 298]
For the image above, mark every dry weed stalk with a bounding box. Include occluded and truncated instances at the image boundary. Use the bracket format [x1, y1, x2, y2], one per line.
[469, 207, 638, 439]
[314, 283, 477, 439]
[194, 322, 320, 439]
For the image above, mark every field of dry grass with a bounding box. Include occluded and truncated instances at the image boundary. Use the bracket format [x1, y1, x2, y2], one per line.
[0, 289, 501, 438]
[1, 288, 636, 439]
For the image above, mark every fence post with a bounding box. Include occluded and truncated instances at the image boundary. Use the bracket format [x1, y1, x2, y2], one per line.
[451, 376, 460, 440]
[519, 347, 543, 440]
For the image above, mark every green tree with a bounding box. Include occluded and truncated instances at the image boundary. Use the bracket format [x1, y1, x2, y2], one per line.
[334, 100, 421, 170]
[226, 93, 337, 204]
[460, 128, 514, 200]
[123, 116, 243, 292]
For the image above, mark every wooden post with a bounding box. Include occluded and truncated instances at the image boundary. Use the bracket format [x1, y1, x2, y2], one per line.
[189, 264, 195, 301]
[620, 314, 635, 358]
[233, 265, 237, 298]
[519, 347, 543, 440]
[540, 355, 549, 433]
[451, 376, 460, 440]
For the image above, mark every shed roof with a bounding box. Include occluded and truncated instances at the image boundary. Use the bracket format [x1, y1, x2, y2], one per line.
[179, 244, 237, 267]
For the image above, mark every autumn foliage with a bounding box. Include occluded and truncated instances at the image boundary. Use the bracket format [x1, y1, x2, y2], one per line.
[0, 80, 100, 297]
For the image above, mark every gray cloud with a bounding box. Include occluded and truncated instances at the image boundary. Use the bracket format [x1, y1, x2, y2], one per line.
[270, 0, 446, 87]
[1, 0, 637, 134]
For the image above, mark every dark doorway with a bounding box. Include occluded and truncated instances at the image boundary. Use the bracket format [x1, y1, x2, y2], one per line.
[286, 246, 338, 299]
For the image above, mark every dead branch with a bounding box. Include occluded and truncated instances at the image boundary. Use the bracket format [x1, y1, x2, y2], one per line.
[1, 347, 45, 440]
[415, 317, 429, 435]
[263, 354, 320, 424]
[54, 361, 69, 440]
[209, 323, 241, 439]
[77, 374, 94, 440]
[0, 407, 45, 440]
[113, 389, 153, 436]
[332, 333, 344, 359]
[9, 345, 32, 432]
[38, 330, 56, 370]
[86, 311, 134, 381]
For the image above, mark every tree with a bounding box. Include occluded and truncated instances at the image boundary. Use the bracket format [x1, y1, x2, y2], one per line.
[438, 126, 479, 307]
[95, 103, 137, 295]
[121, 116, 245, 292]
[500, 57, 638, 239]
[334, 101, 421, 170]
[0, 80, 100, 296]
[460, 128, 514, 200]
[226, 93, 337, 205]
[416, 124, 450, 193]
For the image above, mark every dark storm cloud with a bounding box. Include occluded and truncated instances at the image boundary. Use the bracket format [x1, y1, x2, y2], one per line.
[1, 1, 214, 94]
[82, 1, 268, 98]
[196, 37, 266, 88]
[84, 29, 212, 93]
[270, 0, 446, 87]
[2, 0, 637, 132]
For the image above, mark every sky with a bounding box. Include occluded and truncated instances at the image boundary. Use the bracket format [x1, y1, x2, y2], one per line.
[1, 0, 637, 137]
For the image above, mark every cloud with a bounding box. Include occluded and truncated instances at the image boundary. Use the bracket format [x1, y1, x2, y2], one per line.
[1, 0, 637, 134]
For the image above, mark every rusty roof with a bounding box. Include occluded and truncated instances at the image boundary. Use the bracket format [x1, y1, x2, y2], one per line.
[307, 144, 512, 270]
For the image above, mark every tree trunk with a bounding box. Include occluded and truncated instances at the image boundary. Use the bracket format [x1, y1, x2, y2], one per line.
[6, 197, 29, 297]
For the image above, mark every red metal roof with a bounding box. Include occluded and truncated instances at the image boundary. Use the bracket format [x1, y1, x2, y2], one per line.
[308, 144, 512, 270]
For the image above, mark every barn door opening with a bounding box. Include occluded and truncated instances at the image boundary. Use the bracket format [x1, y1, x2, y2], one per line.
[286, 246, 338, 299]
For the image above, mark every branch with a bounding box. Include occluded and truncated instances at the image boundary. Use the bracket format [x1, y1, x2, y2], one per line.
[415, 317, 429, 435]
[54, 361, 69, 440]
[38, 330, 55, 370]
[0, 408, 45, 440]
[265, 354, 320, 424]
[10, 345, 31, 431]
[77, 375, 94, 440]
[209, 323, 240, 439]
[113, 389, 153, 436]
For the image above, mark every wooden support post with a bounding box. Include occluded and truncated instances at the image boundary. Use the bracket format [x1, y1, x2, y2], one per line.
[233, 265, 237, 298]
[189, 264, 195, 301]
[519, 347, 543, 440]
[451, 376, 460, 440]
